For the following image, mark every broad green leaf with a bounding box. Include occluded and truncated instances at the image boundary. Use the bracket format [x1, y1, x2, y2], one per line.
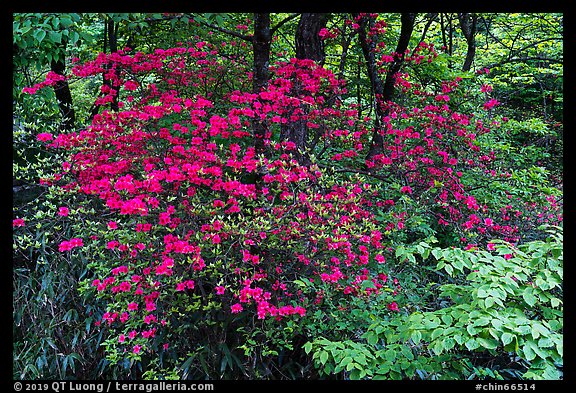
[465, 339, 479, 351]
[477, 337, 499, 350]
[411, 330, 422, 344]
[473, 317, 491, 327]
[35, 29, 46, 43]
[501, 332, 514, 346]
[431, 328, 443, 340]
[522, 343, 536, 361]
[522, 288, 538, 307]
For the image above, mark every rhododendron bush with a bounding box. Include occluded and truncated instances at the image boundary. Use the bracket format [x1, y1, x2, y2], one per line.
[15, 13, 562, 380]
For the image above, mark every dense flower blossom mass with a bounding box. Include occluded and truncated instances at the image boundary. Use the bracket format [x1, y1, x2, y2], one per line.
[21, 21, 561, 362]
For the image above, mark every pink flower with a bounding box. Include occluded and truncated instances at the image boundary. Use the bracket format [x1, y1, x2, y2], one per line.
[37, 133, 54, 142]
[231, 303, 243, 313]
[13, 218, 25, 228]
[375, 254, 386, 264]
[215, 286, 226, 295]
[58, 207, 69, 217]
[487, 243, 496, 251]
[483, 98, 500, 110]
[58, 238, 83, 252]
[133, 344, 142, 354]
[387, 302, 400, 312]
[400, 186, 413, 194]
[108, 221, 118, 230]
[118, 334, 126, 343]
[70, 238, 83, 247]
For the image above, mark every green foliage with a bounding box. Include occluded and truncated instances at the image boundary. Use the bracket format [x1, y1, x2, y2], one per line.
[13, 183, 108, 379]
[305, 227, 562, 379]
[13, 13, 85, 67]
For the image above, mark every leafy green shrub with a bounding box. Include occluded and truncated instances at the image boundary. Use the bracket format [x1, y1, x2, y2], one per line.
[305, 227, 563, 380]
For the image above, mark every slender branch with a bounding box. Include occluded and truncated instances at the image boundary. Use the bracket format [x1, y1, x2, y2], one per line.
[192, 15, 253, 42]
[484, 56, 563, 70]
[419, 13, 438, 43]
[271, 13, 300, 35]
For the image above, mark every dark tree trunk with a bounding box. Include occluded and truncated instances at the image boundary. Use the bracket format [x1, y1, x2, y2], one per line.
[358, 13, 416, 160]
[50, 57, 76, 131]
[383, 13, 416, 100]
[107, 18, 118, 53]
[295, 13, 329, 64]
[458, 13, 477, 71]
[104, 17, 119, 112]
[280, 13, 329, 164]
[252, 13, 272, 158]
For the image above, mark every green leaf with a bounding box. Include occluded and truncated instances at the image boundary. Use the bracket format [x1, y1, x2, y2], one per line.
[522, 343, 536, 361]
[340, 356, 353, 368]
[484, 297, 495, 308]
[35, 29, 47, 43]
[441, 314, 453, 326]
[48, 31, 62, 44]
[431, 328, 443, 340]
[60, 17, 73, 28]
[411, 330, 422, 344]
[522, 287, 538, 307]
[319, 350, 329, 365]
[361, 280, 376, 290]
[477, 337, 499, 350]
[531, 322, 550, 340]
[432, 340, 444, 355]
[501, 332, 514, 346]
[293, 279, 307, 288]
[473, 317, 491, 327]
[401, 346, 414, 360]
[467, 324, 480, 336]
[366, 332, 378, 345]
[465, 339, 479, 351]
[432, 248, 443, 260]
[70, 31, 80, 45]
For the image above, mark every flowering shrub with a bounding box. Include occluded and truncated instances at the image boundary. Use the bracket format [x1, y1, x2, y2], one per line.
[20, 23, 561, 378]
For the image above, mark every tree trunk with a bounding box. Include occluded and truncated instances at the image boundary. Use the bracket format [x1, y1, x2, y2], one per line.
[458, 13, 477, 71]
[50, 57, 76, 131]
[295, 13, 329, 64]
[280, 13, 329, 164]
[252, 13, 272, 158]
[104, 16, 119, 112]
[358, 13, 416, 160]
